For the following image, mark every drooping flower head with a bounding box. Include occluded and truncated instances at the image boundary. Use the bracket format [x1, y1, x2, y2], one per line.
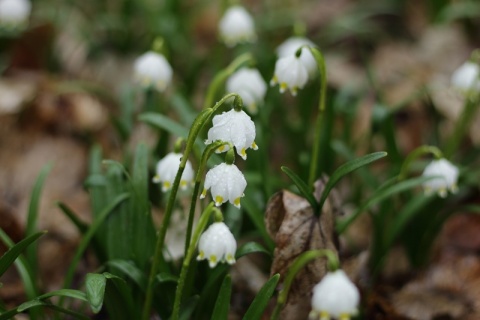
[310, 270, 360, 320]
[277, 37, 317, 79]
[226, 68, 267, 114]
[133, 51, 173, 92]
[153, 152, 194, 192]
[218, 5, 256, 47]
[205, 108, 258, 160]
[270, 55, 308, 96]
[200, 163, 246, 208]
[197, 221, 237, 268]
[451, 61, 480, 92]
[422, 158, 459, 198]
[0, 0, 31, 28]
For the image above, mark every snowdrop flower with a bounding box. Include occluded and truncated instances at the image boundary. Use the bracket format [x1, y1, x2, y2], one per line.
[200, 163, 246, 208]
[422, 158, 459, 198]
[270, 55, 308, 96]
[226, 68, 266, 114]
[153, 152, 194, 192]
[133, 51, 173, 92]
[0, 0, 31, 27]
[451, 61, 480, 92]
[219, 5, 256, 47]
[309, 270, 360, 320]
[277, 37, 317, 79]
[205, 108, 257, 160]
[197, 222, 237, 268]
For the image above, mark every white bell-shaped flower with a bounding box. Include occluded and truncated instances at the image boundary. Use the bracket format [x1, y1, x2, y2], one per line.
[309, 270, 360, 320]
[152, 152, 194, 192]
[270, 55, 308, 96]
[422, 158, 459, 198]
[133, 51, 173, 92]
[205, 108, 258, 160]
[197, 221, 237, 268]
[226, 68, 266, 114]
[451, 61, 480, 92]
[0, 0, 31, 27]
[277, 37, 317, 79]
[200, 163, 246, 208]
[218, 5, 256, 47]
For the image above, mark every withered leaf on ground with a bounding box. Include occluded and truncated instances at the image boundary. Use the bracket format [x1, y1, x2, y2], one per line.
[265, 177, 342, 319]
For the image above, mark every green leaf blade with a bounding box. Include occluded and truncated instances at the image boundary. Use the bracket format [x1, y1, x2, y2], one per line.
[86, 273, 107, 314]
[242, 274, 280, 320]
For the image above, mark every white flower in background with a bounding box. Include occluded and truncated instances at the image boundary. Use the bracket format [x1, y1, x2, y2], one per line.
[164, 210, 190, 261]
[226, 68, 266, 114]
[218, 5, 256, 47]
[277, 37, 317, 79]
[451, 61, 480, 92]
[152, 152, 194, 192]
[200, 163, 246, 208]
[133, 51, 173, 92]
[0, 0, 31, 27]
[422, 158, 459, 198]
[309, 270, 360, 320]
[197, 222, 237, 268]
[270, 55, 308, 96]
[205, 109, 258, 160]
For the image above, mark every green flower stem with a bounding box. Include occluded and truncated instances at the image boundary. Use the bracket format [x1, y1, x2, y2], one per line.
[142, 93, 241, 320]
[444, 94, 480, 158]
[397, 145, 444, 180]
[203, 52, 254, 109]
[307, 47, 328, 189]
[184, 141, 231, 256]
[270, 249, 339, 320]
[172, 203, 218, 320]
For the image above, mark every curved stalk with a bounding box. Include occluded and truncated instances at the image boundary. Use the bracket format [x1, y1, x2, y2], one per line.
[184, 141, 232, 256]
[270, 249, 339, 320]
[397, 145, 444, 181]
[142, 93, 241, 320]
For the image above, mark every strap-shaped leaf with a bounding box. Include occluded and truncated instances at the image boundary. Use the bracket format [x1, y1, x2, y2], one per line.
[86, 273, 107, 314]
[242, 274, 280, 320]
[212, 275, 232, 320]
[139, 113, 189, 138]
[56, 202, 89, 234]
[0, 231, 46, 277]
[336, 175, 436, 233]
[236, 242, 271, 259]
[318, 152, 387, 214]
[107, 259, 148, 290]
[281, 166, 319, 213]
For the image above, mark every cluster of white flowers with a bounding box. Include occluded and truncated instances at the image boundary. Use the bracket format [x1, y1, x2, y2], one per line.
[0, 0, 31, 28]
[309, 270, 360, 320]
[271, 37, 317, 96]
[133, 51, 173, 92]
[421, 158, 459, 198]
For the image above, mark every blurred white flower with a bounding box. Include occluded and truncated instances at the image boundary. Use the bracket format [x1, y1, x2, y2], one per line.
[218, 5, 256, 47]
[310, 270, 360, 320]
[277, 37, 317, 79]
[197, 222, 237, 268]
[133, 51, 173, 92]
[271, 55, 309, 96]
[422, 158, 459, 198]
[451, 61, 480, 92]
[0, 0, 31, 27]
[200, 163, 246, 208]
[205, 109, 257, 160]
[153, 152, 194, 192]
[226, 68, 266, 114]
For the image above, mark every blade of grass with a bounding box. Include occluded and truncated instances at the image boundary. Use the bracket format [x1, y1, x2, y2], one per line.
[242, 274, 280, 320]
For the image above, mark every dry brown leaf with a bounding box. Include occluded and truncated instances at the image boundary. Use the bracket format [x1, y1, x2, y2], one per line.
[265, 178, 342, 319]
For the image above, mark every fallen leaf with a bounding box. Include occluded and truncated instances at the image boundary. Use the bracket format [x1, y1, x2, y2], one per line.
[265, 177, 342, 319]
